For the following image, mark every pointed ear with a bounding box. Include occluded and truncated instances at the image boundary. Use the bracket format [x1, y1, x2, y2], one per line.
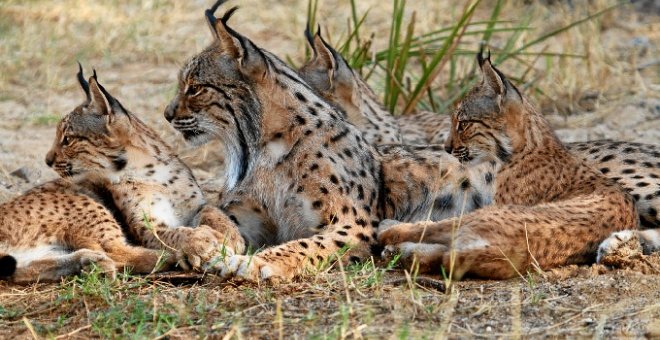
[206, 4, 267, 77]
[477, 49, 506, 96]
[311, 30, 337, 77]
[87, 71, 126, 117]
[206, 4, 241, 58]
[88, 71, 111, 116]
[315, 31, 355, 85]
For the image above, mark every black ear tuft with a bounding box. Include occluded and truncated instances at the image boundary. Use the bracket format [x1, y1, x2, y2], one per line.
[0, 255, 17, 278]
[77, 62, 91, 101]
[206, 0, 228, 28]
[476, 44, 492, 68]
[221, 6, 239, 24]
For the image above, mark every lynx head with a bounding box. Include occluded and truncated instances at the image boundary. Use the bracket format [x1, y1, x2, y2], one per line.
[444, 49, 525, 165]
[46, 65, 133, 177]
[164, 1, 263, 150]
[298, 28, 364, 121]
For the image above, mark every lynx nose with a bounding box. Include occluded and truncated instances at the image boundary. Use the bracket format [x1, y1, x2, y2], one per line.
[164, 101, 177, 122]
[45, 151, 55, 167]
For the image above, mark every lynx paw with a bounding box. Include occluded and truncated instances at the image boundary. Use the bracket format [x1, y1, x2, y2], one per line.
[597, 230, 638, 263]
[177, 225, 225, 271]
[75, 249, 117, 280]
[382, 242, 447, 273]
[208, 255, 289, 283]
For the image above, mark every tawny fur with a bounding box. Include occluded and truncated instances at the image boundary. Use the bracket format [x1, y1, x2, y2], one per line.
[298, 31, 659, 231]
[298, 30, 450, 146]
[377, 54, 639, 279]
[0, 177, 176, 283]
[44, 69, 244, 271]
[162, 2, 498, 282]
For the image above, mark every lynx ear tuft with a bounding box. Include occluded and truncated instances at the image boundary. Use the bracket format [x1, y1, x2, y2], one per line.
[77, 62, 91, 102]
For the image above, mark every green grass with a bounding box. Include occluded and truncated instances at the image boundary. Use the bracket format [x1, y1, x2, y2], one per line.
[305, 0, 623, 116]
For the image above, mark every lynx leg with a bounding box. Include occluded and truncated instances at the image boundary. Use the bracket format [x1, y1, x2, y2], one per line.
[103, 240, 176, 274]
[195, 205, 246, 255]
[378, 219, 458, 246]
[10, 249, 116, 284]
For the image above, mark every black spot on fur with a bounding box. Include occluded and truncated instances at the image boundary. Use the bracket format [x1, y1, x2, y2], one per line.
[471, 193, 483, 209]
[600, 154, 615, 162]
[113, 155, 127, 170]
[460, 178, 471, 190]
[294, 92, 307, 102]
[434, 194, 454, 211]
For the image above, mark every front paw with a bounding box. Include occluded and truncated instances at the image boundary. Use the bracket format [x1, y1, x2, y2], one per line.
[75, 249, 117, 280]
[177, 225, 226, 270]
[382, 242, 447, 274]
[207, 255, 289, 283]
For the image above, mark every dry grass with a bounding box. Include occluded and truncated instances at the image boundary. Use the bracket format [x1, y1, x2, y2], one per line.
[0, 0, 659, 338]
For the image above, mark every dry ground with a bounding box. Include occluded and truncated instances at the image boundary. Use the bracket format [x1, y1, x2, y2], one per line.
[0, 0, 659, 338]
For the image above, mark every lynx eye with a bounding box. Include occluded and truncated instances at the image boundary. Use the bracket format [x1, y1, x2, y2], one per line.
[186, 84, 203, 96]
[61, 136, 70, 146]
[457, 121, 468, 133]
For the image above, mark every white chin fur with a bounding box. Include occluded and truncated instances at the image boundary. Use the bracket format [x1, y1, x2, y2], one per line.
[185, 132, 212, 146]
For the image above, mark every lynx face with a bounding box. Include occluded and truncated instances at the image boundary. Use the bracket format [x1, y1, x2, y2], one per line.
[45, 68, 129, 177]
[444, 55, 517, 165]
[163, 46, 260, 148]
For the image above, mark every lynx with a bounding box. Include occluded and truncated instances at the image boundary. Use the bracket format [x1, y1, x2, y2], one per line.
[299, 30, 659, 230]
[1, 66, 252, 283]
[377, 52, 639, 279]
[163, 1, 498, 282]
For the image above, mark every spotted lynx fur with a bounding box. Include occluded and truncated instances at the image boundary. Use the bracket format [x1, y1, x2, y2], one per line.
[1, 69, 244, 280]
[377, 52, 640, 278]
[0, 176, 178, 283]
[298, 31, 660, 233]
[163, 1, 509, 282]
[299, 27, 450, 146]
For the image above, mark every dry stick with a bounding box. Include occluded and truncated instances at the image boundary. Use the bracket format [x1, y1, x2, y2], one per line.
[436, 288, 459, 338]
[527, 304, 603, 335]
[275, 298, 284, 340]
[524, 222, 543, 275]
[446, 192, 470, 288]
[54, 325, 91, 339]
[510, 287, 522, 340]
[22, 317, 39, 340]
